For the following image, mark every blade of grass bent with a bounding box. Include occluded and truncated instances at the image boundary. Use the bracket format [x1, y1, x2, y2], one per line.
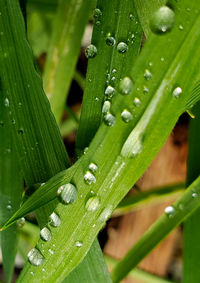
[183, 104, 200, 283]
[43, 0, 95, 124]
[14, 2, 200, 282]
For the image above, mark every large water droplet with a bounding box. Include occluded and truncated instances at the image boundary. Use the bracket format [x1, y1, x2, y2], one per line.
[119, 77, 134, 95]
[121, 110, 133, 123]
[27, 248, 44, 266]
[40, 227, 52, 242]
[117, 42, 128, 53]
[144, 69, 152, 80]
[85, 44, 97, 59]
[150, 6, 175, 34]
[57, 183, 77, 205]
[165, 206, 176, 218]
[85, 196, 100, 211]
[49, 212, 61, 227]
[104, 113, 116, 126]
[84, 171, 96, 185]
[88, 163, 98, 173]
[105, 85, 116, 99]
[172, 87, 182, 98]
[102, 100, 111, 114]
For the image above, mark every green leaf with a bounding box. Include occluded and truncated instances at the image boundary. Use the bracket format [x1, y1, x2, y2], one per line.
[43, 0, 95, 124]
[12, 1, 200, 282]
[111, 176, 200, 282]
[183, 103, 200, 283]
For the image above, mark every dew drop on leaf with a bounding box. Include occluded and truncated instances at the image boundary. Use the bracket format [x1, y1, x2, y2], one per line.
[192, 192, 198, 198]
[172, 87, 182, 98]
[17, 217, 26, 228]
[121, 109, 133, 123]
[88, 162, 98, 173]
[143, 86, 149, 94]
[150, 6, 175, 34]
[144, 69, 152, 80]
[4, 98, 9, 107]
[102, 101, 111, 114]
[57, 183, 77, 205]
[119, 77, 134, 95]
[75, 241, 83, 247]
[85, 44, 97, 59]
[93, 8, 102, 19]
[106, 34, 116, 46]
[84, 171, 96, 185]
[105, 85, 116, 99]
[133, 97, 141, 107]
[165, 206, 176, 218]
[49, 212, 61, 227]
[99, 207, 113, 222]
[40, 227, 52, 242]
[85, 196, 100, 211]
[27, 248, 44, 266]
[117, 42, 128, 53]
[104, 113, 116, 126]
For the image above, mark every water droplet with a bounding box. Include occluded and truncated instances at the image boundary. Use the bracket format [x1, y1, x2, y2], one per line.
[192, 192, 198, 198]
[105, 85, 116, 99]
[106, 35, 116, 46]
[95, 97, 99, 101]
[102, 101, 111, 114]
[18, 128, 24, 135]
[112, 68, 117, 74]
[93, 8, 102, 19]
[161, 57, 165, 62]
[4, 98, 9, 107]
[85, 196, 100, 211]
[129, 13, 134, 20]
[133, 97, 141, 107]
[57, 183, 77, 205]
[144, 69, 152, 80]
[172, 87, 182, 98]
[84, 171, 96, 185]
[0, 121, 4, 127]
[143, 86, 149, 94]
[48, 249, 54, 255]
[179, 25, 184, 30]
[49, 212, 61, 227]
[7, 204, 12, 210]
[40, 227, 52, 242]
[99, 207, 113, 222]
[104, 113, 116, 126]
[119, 77, 134, 95]
[150, 6, 175, 34]
[84, 147, 89, 154]
[88, 163, 98, 173]
[165, 206, 176, 218]
[117, 42, 128, 53]
[17, 217, 26, 228]
[30, 271, 34, 276]
[131, 138, 143, 158]
[85, 44, 97, 59]
[121, 109, 133, 123]
[75, 241, 83, 247]
[27, 248, 44, 266]
[42, 268, 45, 272]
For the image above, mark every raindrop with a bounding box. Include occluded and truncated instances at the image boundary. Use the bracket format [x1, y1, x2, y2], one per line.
[179, 25, 184, 30]
[192, 192, 198, 198]
[17, 217, 26, 228]
[85, 44, 97, 59]
[7, 204, 12, 210]
[49, 212, 61, 227]
[27, 248, 44, 266]
[121, 109, 133, 123]
[117, 42, 128, 53]
[133, 97, 141, 107]
[112, 69, 117, 74]
[85, 196, 100, 211]
[102, 101, 111, 114]
[104, 113, 116, 126]
[165, 206, 176, 218]
[89, 163, 98, 173]
[75, 241, 83, 247]
[106, 35, 116, 46]
[105, 85, 116, 99]
[144, 69, 152, 80]
[40, 227, 52, 242]
[57, 183, 77, 205]
[93, 8, 102, 19]
[119, 77, 134, 95]
[4, 98, 9, 107]
[129, 13, 134, 20]
[143, 86, 149, 94]
[84, 171, 96, 185]
[172, 87, 182, 98]
[48, 249, 54, 255]
[150, 6, 175, 34]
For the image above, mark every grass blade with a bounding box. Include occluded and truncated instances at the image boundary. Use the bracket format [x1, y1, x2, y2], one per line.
[111, 176, 200, 282]
[43, 0, 95, 124]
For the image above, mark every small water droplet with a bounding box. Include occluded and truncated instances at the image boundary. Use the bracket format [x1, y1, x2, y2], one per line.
[27, 248, 44, 266]
[93, 8, 102, 19]
[143, 86, 149, 94]
[179, 25, 184, 30]
[4, 98, 9, 107]
[112, 69, 117, 74]
[48, 249, 54, 255]
[105, 85, 116, 99]
[104, 113, 116, 126]
[119, 77, 134, 95]
[102, 101, 111, 114]
[84, 171, 96, 185]
[129, 13, 134, 20]
[161, 57, 165, 62]
[85, 196, 100, 211]
[121, 109, 133, 123]
[7, 204, 12, 210]
[75, 241, 83, 247]
[88, 163, 98, 173]
[49, 212, 61, 227]
[57, 183, 77, 205]
[165, 206, 176, 218]
[84, 147, 89, 154]
[95, 97, 99, 101]
[150, 6, 175, 34]
[17, 217, 26, 228]
[117, 42, 128, 53]
[106, 34, 116, 46]
[99, 207, 113, 222]
[172, 87, 182, 98]
[192, 192, 198, 198]
[133, 97, 141, 107]
[30, 271, 34, 276]
[18, 128, 24, 135]
[85, 44, 97, 59]
[42, 268, 45, 272]
[40, 227, 52, 242]
[144, 69, 152, 80]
